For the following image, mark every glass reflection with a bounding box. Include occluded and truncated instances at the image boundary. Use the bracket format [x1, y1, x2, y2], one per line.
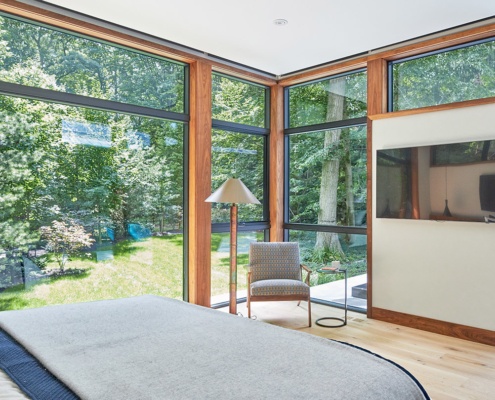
[210, 231, 264, 305]
[289, 230, 367, 311]
[211, 129, 265, 223]
[288, 126, 367, 226]
[288, 70, 367, 128]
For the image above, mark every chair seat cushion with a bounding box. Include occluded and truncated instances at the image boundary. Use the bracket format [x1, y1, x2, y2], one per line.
[250, 279, 309, 297]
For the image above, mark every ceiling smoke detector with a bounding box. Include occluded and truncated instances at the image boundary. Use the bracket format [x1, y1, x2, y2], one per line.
[273, 19, 288, 26]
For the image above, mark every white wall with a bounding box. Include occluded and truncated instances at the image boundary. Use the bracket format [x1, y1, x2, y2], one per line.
[372, 103, 495, 331]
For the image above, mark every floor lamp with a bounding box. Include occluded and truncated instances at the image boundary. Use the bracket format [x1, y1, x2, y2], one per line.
[206, 178, 260, 314]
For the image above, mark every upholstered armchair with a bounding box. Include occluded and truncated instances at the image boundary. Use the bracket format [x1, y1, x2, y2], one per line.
[247, 242, 312, 326]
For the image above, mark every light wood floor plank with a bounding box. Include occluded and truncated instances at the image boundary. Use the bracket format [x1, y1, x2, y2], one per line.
[223, 301, 495, 400]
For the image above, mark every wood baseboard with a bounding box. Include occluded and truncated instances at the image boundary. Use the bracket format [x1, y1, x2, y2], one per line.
[372, 307, 495, 347]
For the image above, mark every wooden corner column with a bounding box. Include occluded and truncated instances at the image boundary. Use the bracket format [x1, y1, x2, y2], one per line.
[366, 58, 388, 318]
[188, 61, 212, 307]
[269, 83, 284, 242]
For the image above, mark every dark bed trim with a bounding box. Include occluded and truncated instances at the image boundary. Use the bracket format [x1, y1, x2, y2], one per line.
[334, 339, 431, 400]
[0, 329, 79, 400]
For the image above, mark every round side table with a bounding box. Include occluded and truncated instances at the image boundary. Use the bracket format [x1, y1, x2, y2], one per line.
[315, 267, 347, 328]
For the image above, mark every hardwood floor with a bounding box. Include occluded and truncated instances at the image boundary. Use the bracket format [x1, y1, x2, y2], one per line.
[224, 301, 495, 400]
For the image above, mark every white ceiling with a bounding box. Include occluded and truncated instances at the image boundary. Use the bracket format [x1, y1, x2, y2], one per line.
[40, 0, 495, 76]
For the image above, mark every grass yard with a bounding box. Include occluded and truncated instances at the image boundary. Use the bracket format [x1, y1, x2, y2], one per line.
[0, 235, 184, 311]
[0, 231, 361, 311]
[210, 232, 263, 297]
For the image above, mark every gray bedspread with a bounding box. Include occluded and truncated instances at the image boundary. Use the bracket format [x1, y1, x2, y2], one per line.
[0, 295, 428, 400]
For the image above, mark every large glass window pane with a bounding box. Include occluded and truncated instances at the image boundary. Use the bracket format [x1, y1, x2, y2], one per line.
[0, 95, 184, 310]
[288, 70, 367, 128]
[210, 230, 264, 304]
[0, 15, 185, 112]
[288, 126, 367, 226]
[289, 230, 367, 310]
[211, 129, 265, 223]
[210, 73, 268, 307]
[212, 73, 267, 128]
[391, 38, 495, 111]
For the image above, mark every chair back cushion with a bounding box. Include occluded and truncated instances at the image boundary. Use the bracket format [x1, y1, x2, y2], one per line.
[249, 242, 301, 282]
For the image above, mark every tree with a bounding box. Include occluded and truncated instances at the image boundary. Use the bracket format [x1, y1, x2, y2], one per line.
[0, 14, 187, 248]
[315, 77, 345, 253]
[40, 218, 94, 271]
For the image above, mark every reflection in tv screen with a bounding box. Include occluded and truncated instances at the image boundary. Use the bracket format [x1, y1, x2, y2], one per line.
[376, 139, 495, 222]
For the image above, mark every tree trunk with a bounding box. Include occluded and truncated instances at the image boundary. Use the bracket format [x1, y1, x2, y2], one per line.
[315, 77, 346, 254]
[344, 133, 355, 228]
[343, 135, 355, 245]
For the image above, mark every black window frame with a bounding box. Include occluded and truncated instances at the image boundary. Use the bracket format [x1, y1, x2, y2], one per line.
[209, 72, 270, 309]
[283, 68, 368, 239]
[283, 70, 368, 313]
[211, 72, 271, 238]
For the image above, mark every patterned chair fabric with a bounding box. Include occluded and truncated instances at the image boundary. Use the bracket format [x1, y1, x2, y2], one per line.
[250, 279, 310, 297]
[249, 242, 302, 283]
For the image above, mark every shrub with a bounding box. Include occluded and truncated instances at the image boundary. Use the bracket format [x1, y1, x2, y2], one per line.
[40, 219, 94, 271]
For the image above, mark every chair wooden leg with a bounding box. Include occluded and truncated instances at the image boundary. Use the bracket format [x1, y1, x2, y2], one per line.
[308, 298, 312, 327]
[247, 293, 251, 319]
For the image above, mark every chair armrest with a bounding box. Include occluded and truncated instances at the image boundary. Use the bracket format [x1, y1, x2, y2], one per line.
[300, 264, 311, 285]
[300, 264, 312, 274]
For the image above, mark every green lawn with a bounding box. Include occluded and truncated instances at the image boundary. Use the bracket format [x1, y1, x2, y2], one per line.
[0, 232, 362, 311]
[0, 235, 184, 311]
[210, 232, 263, 297]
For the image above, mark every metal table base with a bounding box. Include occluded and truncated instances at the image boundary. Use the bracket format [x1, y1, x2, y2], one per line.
[315, 268, 347, 328]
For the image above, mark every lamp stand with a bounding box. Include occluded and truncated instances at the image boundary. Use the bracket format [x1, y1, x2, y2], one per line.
[229, 203, 238, 314]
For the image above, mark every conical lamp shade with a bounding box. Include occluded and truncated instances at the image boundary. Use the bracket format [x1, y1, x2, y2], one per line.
[205, 178, 260, 204]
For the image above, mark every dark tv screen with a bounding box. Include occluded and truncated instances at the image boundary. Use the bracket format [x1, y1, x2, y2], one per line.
[376, 139, 495, 222]
[480, 175, 495, 212]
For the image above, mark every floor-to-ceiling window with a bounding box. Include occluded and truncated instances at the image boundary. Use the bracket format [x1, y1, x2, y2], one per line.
[285, 69, 368, 311]
[210, 72, 269, 306]
[0, 14, 188, 309]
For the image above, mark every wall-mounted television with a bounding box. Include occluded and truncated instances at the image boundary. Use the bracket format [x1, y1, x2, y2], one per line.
[480, 174, 495, 212]
[376, 139, 495, 222]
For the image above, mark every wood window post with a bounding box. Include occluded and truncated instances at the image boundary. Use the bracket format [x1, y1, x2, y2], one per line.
[188, 61, 212, 306]
[269, 84, 284, 242]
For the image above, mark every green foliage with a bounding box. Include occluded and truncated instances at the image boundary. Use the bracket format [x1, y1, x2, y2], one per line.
[0, 14, 188, 306]
[288, 126, 367, 225]
[212, 73, 266, 128]
[0, 111, 45, 250]
[288, 71, 367, 128]
[392, 39, 495, 110]
[210, 74, 267, 224]
[300, 243, 367, 286]
[211, 129, 264, 223]
[0, 15, 185, 112]
[0, 15, 185, 261]
[40, 218, 94, 270]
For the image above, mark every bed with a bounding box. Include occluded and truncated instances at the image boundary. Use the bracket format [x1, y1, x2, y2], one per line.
[0, 295, 429, 399]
